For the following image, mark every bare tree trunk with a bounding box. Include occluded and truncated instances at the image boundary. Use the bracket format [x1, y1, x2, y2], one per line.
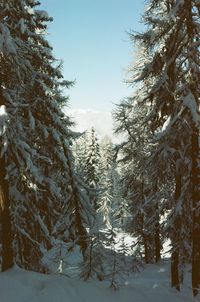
[0, 157, 13, 271]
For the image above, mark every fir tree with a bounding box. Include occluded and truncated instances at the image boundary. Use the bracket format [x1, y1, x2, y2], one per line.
[84, 128, 101, 210]
[0, 0, 89, 272]
[124, 0, 200, 295]
[98, 136, 114, 229]
[114, 98, 163, 264]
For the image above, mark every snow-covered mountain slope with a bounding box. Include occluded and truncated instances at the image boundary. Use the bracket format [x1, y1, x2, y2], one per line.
[0, 261, 195, 302]
[66, 108, 123, 142]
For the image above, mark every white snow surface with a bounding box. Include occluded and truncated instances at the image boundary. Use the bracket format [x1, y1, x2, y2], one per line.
[66, 108, 124, 143]
[0, 261, 196, 302]
[0, 105, 7, 117]
[68, 108, 114, 138]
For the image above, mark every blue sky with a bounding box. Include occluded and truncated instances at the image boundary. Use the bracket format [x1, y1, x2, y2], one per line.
[40, 0, 145, 111]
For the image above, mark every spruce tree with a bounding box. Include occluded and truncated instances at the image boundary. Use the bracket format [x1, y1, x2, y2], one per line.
[0, 0, 89, 272]
[98, 136, 115, 228]
[114, 98, 163, 263]
[124, 0, 199, 295]
[84, 127, 101, 210]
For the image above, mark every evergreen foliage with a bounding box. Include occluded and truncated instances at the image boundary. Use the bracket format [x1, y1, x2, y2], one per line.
[114, 0, 200, 296]
[0, 0, 89, 272]
[114, 98, 162, 263]
[0, 0, 199, 297]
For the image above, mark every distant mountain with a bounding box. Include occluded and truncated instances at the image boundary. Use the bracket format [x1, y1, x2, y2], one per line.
[66, 108, 111, 137]
[63, 108, 124, 143]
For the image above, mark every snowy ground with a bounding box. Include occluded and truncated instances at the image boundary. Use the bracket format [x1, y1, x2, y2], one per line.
[0, 260, 196, 302]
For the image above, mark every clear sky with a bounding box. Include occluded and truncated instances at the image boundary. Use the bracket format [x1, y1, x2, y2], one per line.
[40, 0, 145, 111]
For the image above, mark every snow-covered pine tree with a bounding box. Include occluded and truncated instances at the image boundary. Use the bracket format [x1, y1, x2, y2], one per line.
[0, 0, 89, 272]
[0, 0, 34, 270]
[127, 0, 200, 295]
[98, 136, 127, 229]
[80, 218, 105, 281]
[98, 136, 115, 229]
[78, 129, 110, 280]
[84, 127, 101, 210]
[107, 227, 119, 290]
[72, 132, 88, 180]
[114, 98, 163, 264]
[111, 166, 128, 229]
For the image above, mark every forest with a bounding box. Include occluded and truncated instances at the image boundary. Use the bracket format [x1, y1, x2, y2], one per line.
[0, 0, 199, 301]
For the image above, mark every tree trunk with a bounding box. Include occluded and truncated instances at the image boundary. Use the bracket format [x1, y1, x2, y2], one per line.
[154, 181, 161, 263]
[141, 178, 150, 264]
[171, 171, 181, 290]
[191, 127, 200, 297]
[0, 157, 14, 271]
[171, 250, 180, 291]
[155, 216, 161, 263]
[143, 236, 149, 264]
